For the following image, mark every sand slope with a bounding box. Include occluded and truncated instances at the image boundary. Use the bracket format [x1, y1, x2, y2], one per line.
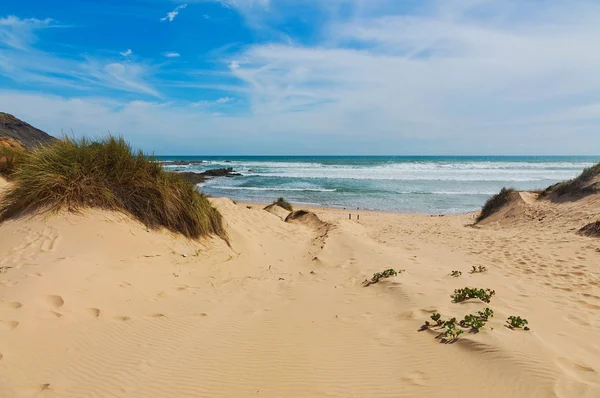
[1, 182, 600, 397]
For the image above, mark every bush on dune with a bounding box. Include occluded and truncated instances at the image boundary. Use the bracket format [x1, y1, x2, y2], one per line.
[0, 136, 227, 240]
[476, 187, 515, 222]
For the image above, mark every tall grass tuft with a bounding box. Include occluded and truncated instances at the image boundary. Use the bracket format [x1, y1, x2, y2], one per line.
[0, 136, 227, 240]
[0, 146, 26, 179]
[477, 187, 515, 222]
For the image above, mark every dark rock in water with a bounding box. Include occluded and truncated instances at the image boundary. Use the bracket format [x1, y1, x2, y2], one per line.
[201, 167, 242, 177]
[176, 167, 241, 185]
[0, 112, 57, 149]
[161, 160, 204, 166]
[178, 172, 208, 184]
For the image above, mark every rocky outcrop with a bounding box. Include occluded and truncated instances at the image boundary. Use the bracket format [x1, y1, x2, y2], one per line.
[177, 168, 242, 185]
[0, 113, 57, 149]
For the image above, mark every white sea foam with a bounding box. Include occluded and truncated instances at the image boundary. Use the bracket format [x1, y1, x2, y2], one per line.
[209, 186, 337, 192]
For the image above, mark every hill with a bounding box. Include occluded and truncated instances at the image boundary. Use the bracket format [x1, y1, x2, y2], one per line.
[0, 112, 57, 149]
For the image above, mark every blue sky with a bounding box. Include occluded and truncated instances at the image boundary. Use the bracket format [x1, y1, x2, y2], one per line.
[1, 0, 600, 155]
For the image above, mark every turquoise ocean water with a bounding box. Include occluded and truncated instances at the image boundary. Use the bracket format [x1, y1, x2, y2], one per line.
[157, 156, 600, 214]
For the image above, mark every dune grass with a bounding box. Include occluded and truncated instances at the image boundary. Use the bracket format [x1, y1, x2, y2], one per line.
[273, 197, 293, 211]
[0, 146, 26, 179]
[540, 162, 600, 199]
[477, 187, 515, 222]
[0, 136, 226, 240]
[578, 221, 600, 237]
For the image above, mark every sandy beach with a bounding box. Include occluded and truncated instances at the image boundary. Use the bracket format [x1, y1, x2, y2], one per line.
[0, 175, 599, 398]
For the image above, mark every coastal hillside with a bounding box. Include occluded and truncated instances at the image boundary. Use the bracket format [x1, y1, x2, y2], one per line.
[0, 112, 57, 149]
[1, 176, 599, 396]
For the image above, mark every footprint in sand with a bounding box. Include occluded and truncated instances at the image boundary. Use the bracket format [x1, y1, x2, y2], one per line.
[114, 316, 131, 321]
[1, 301, 22, 309]
[50, 311, 63, 318]
[148, 313, 166, 318]
[45, 295, 64, 309]
[87, 308, 101, 318]
[0, 352, 3, 360]
[1, 320, 19, 330]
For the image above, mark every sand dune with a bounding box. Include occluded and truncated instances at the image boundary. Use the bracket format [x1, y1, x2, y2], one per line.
[1, 177, 600, 397]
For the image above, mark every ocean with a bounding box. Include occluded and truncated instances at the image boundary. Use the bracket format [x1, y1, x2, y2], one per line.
[157, 156, 600, 214]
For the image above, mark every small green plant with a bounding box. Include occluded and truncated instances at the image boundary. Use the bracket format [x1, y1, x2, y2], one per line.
[451, 287, 495, 303]
[461, 314, 485, 330]
[470, 265, 488, 274]
[363, 269, 402, 287]
[431, 312, 443, 326]
[442, 318, 464, 341]
[477, 307, 494, 321]
[273, 197, 293, 211]
[450, 270, 462, 277]
[507, 316, 529, 330]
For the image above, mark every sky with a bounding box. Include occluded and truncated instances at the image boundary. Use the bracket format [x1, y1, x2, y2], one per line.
[0, 0, 600, 155]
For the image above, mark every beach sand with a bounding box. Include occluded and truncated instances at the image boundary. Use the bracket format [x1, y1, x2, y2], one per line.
[1, 177, 600, 397]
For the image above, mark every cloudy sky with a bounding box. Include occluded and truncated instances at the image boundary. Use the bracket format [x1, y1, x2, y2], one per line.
[1, 0, 599, 155]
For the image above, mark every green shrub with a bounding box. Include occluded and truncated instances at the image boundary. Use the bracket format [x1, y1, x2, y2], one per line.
[0, 136, 226, 240]
[477, 188, 515, 222]
[507, 316, 529, 330]
[273, 197, 293, 211]
[451, 287, 495, 303]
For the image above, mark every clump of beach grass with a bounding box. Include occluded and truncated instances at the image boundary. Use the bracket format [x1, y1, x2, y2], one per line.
[477, 187, 515, 222]
[273, 197, 293, 211]
[540, 162, 600, 199]
[0, 146, 26, 179]
[0, 136, 226, 240]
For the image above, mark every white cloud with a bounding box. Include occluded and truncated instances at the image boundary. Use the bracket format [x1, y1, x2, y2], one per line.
[0, 16, 160, 97]
[3, 1, 600, 154]
[160, 4, 188, 22]
[0, 16, 53, 50]
[163, 51, 180, 58]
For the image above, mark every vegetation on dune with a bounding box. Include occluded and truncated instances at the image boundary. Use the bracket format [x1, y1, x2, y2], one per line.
[578, 221, 600, 237]
[285, 209, 309, 220]
[363, 268, 404, 287]
[470, 265, 488, 274]
[0, 136, 226, 240]
[272, 197, 293, 211]
[0, 146, 26, 179]
[451, 287, 495, 303]
[476, 187, 515, 222]
[507, 316, 530, 330]
[540, 162, 600, 199]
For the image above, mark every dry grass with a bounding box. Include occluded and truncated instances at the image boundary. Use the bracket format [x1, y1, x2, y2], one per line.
[285, 209, 309, 221]
[272, 197, 293, 211]
[0, 136, 226, 240]
[578, 221, 600, 238]
[477, 188, 515, 222]
[0, 146, 26, 179]
[540, 162, 600, 200]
